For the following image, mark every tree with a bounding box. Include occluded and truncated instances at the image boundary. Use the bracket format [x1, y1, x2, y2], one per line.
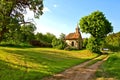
[59, 33, 65, 40]
[0, 0, 43, 41]
[52, 38, 67, 50]
[44, 32, 56, 43]
[20, 23, 36, 42]
[86, 37, 101, 53]
[35, 32, 56, 47]
[1, 23, 36, 45]
[79, 11, 113, 53]
[83, 38, 88, 48]
[35, 32, 44, 41]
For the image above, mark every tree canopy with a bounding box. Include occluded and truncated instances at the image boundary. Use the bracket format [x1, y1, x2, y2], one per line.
[59, 33, 66, 40]
[79, 11, 113, 53]
[80, 11, 113, 38]
[0, 0, 43, 41]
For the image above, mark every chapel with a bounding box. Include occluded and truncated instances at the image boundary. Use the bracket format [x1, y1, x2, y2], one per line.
[65, 24, 83, 49]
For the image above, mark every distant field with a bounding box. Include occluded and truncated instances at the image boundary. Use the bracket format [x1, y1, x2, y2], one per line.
[96, 52, 120, 80]
[0, 47, 97, 80]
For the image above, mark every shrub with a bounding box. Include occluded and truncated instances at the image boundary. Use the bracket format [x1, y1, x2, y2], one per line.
[52, 38, 67, 49]
[30, 40, 52, 47]
[83, 38, 88, 48]
[86, 37, 101, 53]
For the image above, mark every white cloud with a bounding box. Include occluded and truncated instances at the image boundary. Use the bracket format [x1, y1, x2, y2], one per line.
[42, 7, 51, 13]
[53, 4, 58, 8]
[35, 23, 61, 37]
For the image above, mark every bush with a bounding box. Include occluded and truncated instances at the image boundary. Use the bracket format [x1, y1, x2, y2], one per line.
[52, 38, 67, 49]
[0, 41, 32, 48]
[30, 40, 52, 47]
[83, 38, 88, 48]
[86, 37, 101, 53]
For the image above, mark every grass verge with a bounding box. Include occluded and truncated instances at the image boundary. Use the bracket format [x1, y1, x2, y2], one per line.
[84, 55, 107, 67]
[95, 52, 120, 80]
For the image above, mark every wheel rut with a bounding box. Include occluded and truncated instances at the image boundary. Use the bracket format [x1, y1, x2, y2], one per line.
[42, 55, 109, 80]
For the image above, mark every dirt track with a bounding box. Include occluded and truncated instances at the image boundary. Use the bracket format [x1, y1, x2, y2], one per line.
[43, 55, 109, 80]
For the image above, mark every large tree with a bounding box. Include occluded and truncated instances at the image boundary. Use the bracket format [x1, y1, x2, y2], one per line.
[79, 11, 113, 53]
[59, 33, 66, 40]
[20, 23, 36, 42]
[0, 0, 43, 41]
[2, 23, 36, 45]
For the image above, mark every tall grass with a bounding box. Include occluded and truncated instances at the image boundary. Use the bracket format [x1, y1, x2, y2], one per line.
[0, 47, 97, 80]
[96, 52, 120, 79]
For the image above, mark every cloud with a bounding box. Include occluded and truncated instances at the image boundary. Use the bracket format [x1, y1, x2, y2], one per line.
[53, 4, 58, 8]
[42, 7, 51, 13]
[35, 23, 61, 37]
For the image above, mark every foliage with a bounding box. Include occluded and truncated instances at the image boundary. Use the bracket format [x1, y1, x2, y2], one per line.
[35, 32, 44, 41]
[103, 32, 120, 52]
[0, 41, 32, 48]
[96, 52, 120, 79]
[52, 38, 67, 49]
[44, 32, 56, 43]
[35, 32, 56, 43]
[1, 23, 36, 46]
[29, 40, 52, 47]
[0, 47, 98, 80]
[79, 11, 113, 53]
[83, 38, 88, 48]
[35, 32, 56, 47]
[1, 31, 56, 47]
[20, 23, 36, 42]
[0, 0, 43, 41]
[59, 33, 66, 40]
[80, 11, 113, 38]
[86, 37, 102, 53]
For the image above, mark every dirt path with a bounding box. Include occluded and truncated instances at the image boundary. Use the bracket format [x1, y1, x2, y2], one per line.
[43, 55, 109, 80]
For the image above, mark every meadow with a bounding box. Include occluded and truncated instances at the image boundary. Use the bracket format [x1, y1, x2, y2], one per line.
[0, 47, 97, 80]
[96, 52, 120, 80]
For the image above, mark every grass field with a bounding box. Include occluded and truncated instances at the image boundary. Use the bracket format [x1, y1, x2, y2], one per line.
[96, 52, 120, 80]
[0, 47, 98, 80]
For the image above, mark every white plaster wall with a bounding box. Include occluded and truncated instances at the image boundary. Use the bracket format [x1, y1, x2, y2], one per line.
[66, 40, 78, 48]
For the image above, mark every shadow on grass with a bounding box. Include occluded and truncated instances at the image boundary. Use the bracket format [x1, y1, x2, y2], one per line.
[0, 45, 34, 49]
[0, 48, 92, 80]
[0, 60, 49, 80]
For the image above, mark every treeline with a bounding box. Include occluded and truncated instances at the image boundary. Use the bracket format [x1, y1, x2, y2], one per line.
[31, 32, 56, 47]
[1, 23, 36, 47]
[0, 23, 67, 49]
[83, 32, 120, 52]
[104, 32, 120, 52]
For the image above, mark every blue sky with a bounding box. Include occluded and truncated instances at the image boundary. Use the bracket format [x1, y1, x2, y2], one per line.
[25, 0, 120, 38]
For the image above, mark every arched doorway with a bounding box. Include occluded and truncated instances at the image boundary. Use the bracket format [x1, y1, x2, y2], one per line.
[71, 41, 74, 46]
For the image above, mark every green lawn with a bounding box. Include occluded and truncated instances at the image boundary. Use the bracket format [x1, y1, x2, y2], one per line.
[96, 52, 120, 80]
[0, 47, 97, 80]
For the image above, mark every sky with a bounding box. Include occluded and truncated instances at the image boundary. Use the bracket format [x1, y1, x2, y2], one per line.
[25, 0, 120, 38]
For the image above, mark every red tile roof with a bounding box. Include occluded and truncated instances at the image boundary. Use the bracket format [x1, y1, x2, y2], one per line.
[65, 32, 81, 40]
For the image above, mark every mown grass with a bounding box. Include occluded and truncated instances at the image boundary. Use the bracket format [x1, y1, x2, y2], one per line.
[96, 52, 120, 80]
[0, 47, 97, 80]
